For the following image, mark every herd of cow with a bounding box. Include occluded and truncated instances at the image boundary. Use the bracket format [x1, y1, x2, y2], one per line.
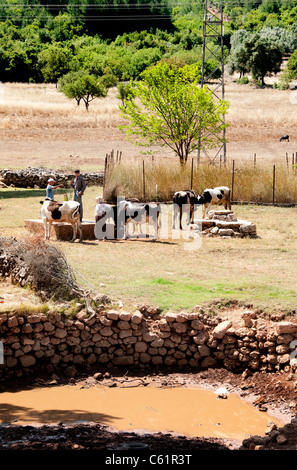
[39, 186, 232, 242]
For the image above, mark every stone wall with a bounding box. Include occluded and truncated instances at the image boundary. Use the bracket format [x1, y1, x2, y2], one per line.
[0, 167, 104, 188]
[1, 308, 297, 381]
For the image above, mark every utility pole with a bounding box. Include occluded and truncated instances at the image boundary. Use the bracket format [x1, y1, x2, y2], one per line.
[198, 0, 226, 165]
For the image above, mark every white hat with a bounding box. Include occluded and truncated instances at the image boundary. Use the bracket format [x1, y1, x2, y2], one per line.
[48, 178, 55, 183]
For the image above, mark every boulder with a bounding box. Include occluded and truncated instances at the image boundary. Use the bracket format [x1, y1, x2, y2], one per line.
[213, 320, 232, 339]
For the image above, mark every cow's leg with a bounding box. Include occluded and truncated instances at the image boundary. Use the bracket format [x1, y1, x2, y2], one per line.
[42, 219, 48, 240]
[70, 222, 77, 242]
[202, 204, 208, 219]
[205, 203, 211, 218]
[172, 204, 177, 229]
[179, 206, 183, 230]
[78, 221, 83, 242]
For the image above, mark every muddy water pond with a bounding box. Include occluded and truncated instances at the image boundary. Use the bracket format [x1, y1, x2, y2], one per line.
[0, 385, 283, 440]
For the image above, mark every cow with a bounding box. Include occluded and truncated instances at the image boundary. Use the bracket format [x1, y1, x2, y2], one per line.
[115, 200, 161, 240]
[196, 186, 231, 219]
[40, 198, 82, 242]
[172, 190, 199, 230]
[280, 135, 289, 142]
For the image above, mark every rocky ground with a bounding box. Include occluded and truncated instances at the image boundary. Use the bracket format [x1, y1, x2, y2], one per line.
[1, 366, 297, 452]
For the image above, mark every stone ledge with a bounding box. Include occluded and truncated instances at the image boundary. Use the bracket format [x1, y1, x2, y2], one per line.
[25, 219, 97, 241]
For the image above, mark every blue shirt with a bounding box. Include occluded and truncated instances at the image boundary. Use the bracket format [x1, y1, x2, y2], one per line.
[46, 184, 54, 199]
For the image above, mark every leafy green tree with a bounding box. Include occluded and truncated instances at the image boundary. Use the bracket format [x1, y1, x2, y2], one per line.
[38, 44, 72, 84]
[246, 32, 284, 85]
[116, 81, 135, 108]
[119, 62, 229, 165]
[227, 30, 252, 77]
[286, 49, 297, 79]
[59, 71, 107, 110]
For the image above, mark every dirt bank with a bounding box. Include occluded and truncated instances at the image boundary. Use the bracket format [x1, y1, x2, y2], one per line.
[1, 367, 297, 451]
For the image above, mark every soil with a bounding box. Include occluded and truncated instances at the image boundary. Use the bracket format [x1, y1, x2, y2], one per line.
[1, 366, 297, 452]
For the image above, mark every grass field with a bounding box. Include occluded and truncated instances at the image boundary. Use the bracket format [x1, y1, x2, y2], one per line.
[1, 187, 297, 314]
[1, 76, 297, 171]
[1, 78, 297, 314]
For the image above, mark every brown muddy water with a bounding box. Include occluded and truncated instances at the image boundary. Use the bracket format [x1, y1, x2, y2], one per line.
[0, 385, 283, 440]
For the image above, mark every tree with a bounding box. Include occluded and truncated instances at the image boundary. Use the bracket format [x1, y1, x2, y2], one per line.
[119, 62, 229, 165]
[116, 81, 135, 108]
[228, 29, 284, 86]
[246, 32, 284, 85]
[227, 30, 252, 77]
[38, 44, 72, 85]
[59, 71, 107, 110]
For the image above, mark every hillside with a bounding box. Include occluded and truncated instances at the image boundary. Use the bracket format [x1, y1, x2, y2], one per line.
[0, 0, 297, 84]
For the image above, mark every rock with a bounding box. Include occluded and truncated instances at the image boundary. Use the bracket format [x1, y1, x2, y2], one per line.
[113, 356, 134, 366]
[276, 434, 288, 445]
[218, 229, 235, 237]
[106, 310, 120, 321]
[135, 341, 148, 353]
[131, 311, 143, 324]
[119, 312, 131, 321]
[27, 314, 41, 324]
[55, 328, 67, 339]
[7, 316, 18, 328]
[117, 320, 130, 330]
[276, 322, 297, 335]
[100, 327, 113, 337]
[165, 312, 177, 322]
[213, 320, 232, 339]
[266, 422, 277, 434]
[20, 355, 36, 367]
[201, 356, 217, 368]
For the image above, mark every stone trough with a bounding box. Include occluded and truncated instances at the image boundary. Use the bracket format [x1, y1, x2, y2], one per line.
[192, 210, 257, 239]
[25, 219, 97, 241]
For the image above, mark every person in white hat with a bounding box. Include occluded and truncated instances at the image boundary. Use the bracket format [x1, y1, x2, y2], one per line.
[46, 178, 63, 200]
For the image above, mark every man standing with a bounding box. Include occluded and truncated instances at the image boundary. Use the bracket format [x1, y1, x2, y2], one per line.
[70, 169, 86, 222]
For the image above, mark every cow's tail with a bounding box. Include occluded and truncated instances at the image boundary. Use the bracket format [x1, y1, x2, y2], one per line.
[72, 205, 81, 220]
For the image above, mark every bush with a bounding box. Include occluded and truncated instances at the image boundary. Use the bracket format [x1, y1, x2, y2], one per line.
[236, 76, 249, 84]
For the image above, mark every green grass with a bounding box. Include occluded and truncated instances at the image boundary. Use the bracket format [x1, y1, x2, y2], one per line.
[1, 187, 297, 314]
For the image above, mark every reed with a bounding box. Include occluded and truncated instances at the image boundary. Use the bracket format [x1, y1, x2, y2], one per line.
[103, 157, 297, 204]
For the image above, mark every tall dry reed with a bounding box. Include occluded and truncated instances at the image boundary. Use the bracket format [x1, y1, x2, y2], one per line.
[103, 157, 297, 204]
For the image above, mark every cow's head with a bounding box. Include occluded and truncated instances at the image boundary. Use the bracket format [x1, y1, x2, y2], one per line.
[197, 191, 211, 205]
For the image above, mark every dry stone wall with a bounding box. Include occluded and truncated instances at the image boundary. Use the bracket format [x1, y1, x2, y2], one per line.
[0, 167, 104, 188]
[1, 308, 297, 381]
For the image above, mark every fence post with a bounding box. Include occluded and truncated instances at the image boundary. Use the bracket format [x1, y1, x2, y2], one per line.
[231, 160, 235, 202]
[142, 159, 145, 200]
[272, 164, 276, 204]
[254, 153, 256, 166]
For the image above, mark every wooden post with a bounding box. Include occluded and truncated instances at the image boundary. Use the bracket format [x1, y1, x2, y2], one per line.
[292, 153, 295, 168]
[142, 160, 145, 200]
[191, 158, 194, 190]
[103, 155, 108, 199]
[272, 164, 276, 204]
[286, 153, 289, 168]
[231, 160, 235, 202]
[254, 153, 256, 166]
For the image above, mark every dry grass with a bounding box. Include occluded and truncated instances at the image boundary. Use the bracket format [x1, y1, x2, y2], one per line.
[104, 157, 297, 204]
[1, 77, 297, 170]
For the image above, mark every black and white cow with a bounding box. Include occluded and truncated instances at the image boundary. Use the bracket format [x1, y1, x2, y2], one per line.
[197, 186, 231, 219]
[172, 190, 199, 230]
[280, 135, 289, 142]
[40, 198, 82, 242]
[116, 200, 162, 240]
